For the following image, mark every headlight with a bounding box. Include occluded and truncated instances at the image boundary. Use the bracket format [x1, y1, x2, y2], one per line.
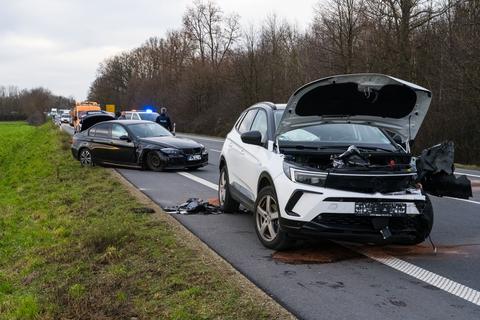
[161, 147, 181, 155]
[200, 145, 208, 155]
[283, 162, 328, 187]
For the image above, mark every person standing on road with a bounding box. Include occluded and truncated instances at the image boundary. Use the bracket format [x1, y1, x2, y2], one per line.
[117, 111, 126, 120]
[156, 107, 173, 132]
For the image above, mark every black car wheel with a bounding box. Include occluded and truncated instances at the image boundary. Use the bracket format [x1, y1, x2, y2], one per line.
[404, 195, 434, 245]
[146, 151, 166, 172]
[79, 148, 94, 167]
[254, 186, 293, 250]
[218, 166, 239, 212]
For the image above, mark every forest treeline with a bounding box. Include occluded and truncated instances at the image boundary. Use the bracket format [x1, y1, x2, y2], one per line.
[88, 0, 480, 164]
[0, 86, 74, 124]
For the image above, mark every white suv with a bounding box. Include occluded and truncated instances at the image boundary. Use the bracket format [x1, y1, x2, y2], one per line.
[218, 74, 444, 250]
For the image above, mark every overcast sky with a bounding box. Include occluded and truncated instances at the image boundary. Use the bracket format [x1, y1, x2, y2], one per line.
[0, 0, 320, 101]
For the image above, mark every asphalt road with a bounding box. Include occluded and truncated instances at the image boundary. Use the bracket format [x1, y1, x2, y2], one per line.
[62, 124, 480, 319]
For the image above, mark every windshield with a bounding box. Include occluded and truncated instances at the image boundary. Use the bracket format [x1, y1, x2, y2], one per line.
[128, 123, 172, 138]
[274, 110, 284, 129]
[278, 123, 394, 149]
[138, 112, 159, 121]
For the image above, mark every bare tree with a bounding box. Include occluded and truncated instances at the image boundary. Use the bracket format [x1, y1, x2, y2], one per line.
[183, 0, 240, 66]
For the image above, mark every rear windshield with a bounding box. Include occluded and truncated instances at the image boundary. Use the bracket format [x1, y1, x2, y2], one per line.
[138, 112, 159, 121]
[127, 123, 172, 138]
[278, 123, 393, 147]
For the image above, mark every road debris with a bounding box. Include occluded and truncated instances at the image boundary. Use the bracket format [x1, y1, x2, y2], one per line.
[164, 198, 222, 215]
[416, 141, 472, 199]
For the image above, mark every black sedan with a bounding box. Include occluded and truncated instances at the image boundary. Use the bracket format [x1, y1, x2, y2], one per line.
[71, 120, 208, 171]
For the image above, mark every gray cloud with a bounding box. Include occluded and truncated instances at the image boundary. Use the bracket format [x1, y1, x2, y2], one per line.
[0, 0, 317, 100]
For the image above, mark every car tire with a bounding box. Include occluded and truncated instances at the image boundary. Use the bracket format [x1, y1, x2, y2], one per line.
[218, 166, 239, 212]
[79, 148, 94, 167]
[254, 186, 293, 250]
[401, 195, 434, 245]
[146, 151, 166, 172]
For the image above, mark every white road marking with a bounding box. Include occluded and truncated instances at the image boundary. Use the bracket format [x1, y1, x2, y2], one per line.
[177, 171, 218, 191]
[210, 149, 222, 153]
[177, 170, 480, 307]
[444, 197, 480, 205]
[177, 133, 225, 143]
[455, 172, 480, 178]
[358, 247, 480, 306]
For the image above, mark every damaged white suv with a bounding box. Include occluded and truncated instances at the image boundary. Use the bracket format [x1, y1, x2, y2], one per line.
[219, 74, 469, 250]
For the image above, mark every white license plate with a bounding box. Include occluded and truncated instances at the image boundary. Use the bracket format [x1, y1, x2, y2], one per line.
[188, 154, 202, 161]
[355, 202, 407, 216]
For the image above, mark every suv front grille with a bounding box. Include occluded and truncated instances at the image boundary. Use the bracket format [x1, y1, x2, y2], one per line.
[325, 174, 415, 194]
[313, 213, 418, 232]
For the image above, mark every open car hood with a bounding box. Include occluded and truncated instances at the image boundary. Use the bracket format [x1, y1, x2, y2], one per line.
[80, 114, 115, 132]
[276, 74, 432, 142]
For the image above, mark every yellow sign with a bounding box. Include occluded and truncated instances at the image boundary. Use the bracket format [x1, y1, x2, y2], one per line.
[105, 104, 115, 113]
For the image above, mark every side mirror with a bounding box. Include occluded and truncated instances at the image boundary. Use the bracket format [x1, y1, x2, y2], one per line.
[241, 130, 262, 146]
[393, 135, 403, 145]
[119, 135, 131, 142]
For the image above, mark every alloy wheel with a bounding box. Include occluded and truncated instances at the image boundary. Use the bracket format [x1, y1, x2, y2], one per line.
[256, 194, 279, 242]
[219, 170, 227, 205]
[80, 149, 92, 166]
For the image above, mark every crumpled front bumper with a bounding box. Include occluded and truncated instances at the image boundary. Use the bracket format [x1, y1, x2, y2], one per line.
[273, 172, 428, 243]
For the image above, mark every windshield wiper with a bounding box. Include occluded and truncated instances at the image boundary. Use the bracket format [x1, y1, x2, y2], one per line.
[357, 146, 397, 152]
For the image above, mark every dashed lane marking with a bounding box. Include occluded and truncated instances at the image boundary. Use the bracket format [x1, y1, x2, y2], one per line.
[210, 149, 222, 153]
[177, 171, 480, 307]
[359, 247, 480, 306]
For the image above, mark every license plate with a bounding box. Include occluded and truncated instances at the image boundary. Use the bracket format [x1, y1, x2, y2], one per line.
[355, 202, 407, 216]
[188, 154, 202, 161]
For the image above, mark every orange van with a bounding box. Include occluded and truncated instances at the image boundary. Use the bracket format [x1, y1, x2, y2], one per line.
[71, 101, 101, 132]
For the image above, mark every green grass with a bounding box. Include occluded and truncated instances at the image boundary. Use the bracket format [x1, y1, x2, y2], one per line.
[0, 122, 272, 319]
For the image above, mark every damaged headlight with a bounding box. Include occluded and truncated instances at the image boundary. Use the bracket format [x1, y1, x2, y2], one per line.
[283, 162, 328, 187]
[200, 145, 208, 155]
[161, 147, 181, 155]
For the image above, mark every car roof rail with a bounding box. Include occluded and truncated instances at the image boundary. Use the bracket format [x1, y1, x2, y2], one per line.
[259, 101, 277, 109]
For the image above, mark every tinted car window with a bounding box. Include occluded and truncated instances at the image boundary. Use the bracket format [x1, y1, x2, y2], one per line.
[250, 110, 268, 143]
[237, 109, 258, 134]
[94, 123, 111, 138]
[125, 113, 133, 120]
[132, 113, 141, 120]
[128, 123, 172, 138]
[111, 124, 128, 139]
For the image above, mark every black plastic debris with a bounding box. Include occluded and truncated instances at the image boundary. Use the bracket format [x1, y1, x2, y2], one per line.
[332, 145, 370, 168]
[164, 198, 223, 215]
[416, 141, 472, 199]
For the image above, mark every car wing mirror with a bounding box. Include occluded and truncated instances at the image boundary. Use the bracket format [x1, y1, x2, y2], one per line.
[119, 135, 131, 142]
[241, 130, 262, 146]
[393, 135, 403, 145]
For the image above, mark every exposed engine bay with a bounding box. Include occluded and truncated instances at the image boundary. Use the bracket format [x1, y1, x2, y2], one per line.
[281, 141, 472, 198]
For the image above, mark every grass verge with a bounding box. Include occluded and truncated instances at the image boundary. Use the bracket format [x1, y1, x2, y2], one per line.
[0, 122, 290, 319]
